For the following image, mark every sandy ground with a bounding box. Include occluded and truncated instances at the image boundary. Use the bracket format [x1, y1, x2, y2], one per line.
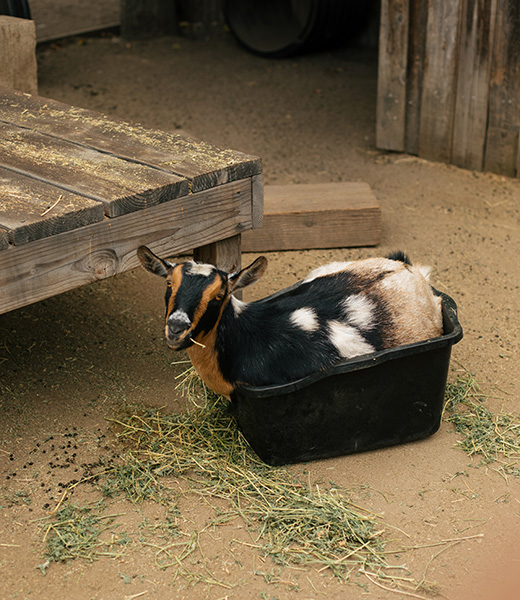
[1, 22, 520, 600]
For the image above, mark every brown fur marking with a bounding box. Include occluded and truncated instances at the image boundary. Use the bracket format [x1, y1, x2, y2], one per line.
[187, 296, 234, 397]
[165, 265, 184, 320]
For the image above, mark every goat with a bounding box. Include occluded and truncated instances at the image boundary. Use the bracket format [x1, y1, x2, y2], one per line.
[137, 247, 443, 398]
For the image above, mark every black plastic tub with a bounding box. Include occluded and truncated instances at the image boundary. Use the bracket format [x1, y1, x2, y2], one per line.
[230, 291, 463, 466]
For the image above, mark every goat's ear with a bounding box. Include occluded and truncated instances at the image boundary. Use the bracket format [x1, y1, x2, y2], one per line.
[137, 246, 173, 278]
[228, 256, 268, 292]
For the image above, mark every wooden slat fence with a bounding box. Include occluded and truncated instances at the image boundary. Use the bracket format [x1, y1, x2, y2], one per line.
[377, 0, 520, 178]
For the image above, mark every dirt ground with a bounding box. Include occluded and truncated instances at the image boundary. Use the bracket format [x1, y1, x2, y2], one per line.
[1, 21, 520, 600]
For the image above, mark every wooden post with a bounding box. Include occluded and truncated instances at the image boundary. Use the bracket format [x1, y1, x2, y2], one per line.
[120, 0, 178, 39]
[0, 15, 37, 94]
[193, 235, 242, 274]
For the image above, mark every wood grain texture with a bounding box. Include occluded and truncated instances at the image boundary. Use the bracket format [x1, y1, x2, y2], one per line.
[251, 174, 264, 229]
[0, 121, 189, 217]
[0, 179, 252, 314]
[484, 0, 520, 176]
[0, 226, 8, 251]
[241, 182, 380, 252]
[452, 0, 497, 171]
[419, 0, 462, 163]
[404, 0, 428, 155]
[193, 235, 242, 274]
[0, 167, 104, 245]
[0, 16, 38, 95]
[376, 0, 409, 151]
[0, 87, 261, 192]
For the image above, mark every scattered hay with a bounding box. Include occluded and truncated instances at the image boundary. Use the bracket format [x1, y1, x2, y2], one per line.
[109, 373, 388, 579]
[39, 502, 129, 570]
[444, 373, 520, 476]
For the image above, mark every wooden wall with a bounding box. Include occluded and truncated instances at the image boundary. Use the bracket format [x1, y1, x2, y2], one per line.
[377, 0, 520, 178]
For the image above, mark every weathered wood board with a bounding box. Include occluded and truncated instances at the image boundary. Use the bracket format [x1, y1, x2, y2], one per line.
[376, 0, 409, 152]
[404, 0, 428, 155]
[0, 167, 104, 245]
[0, 121, 189, 218]
[0, 88, 261, 193]
[0, 89, 263, 314]
[0, 16, 38, 95]
[0, 179, 251, 314]
[451, 0, 496, 171]
[241, 182, 380, 252]
[484, 0, 520, 177]
[418, 0, 461, 163]
[0, 227, 8, 251]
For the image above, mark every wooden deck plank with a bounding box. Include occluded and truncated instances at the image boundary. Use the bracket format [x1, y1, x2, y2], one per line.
[0, 87, 261, 193]
[241, 182, 380, 252]
[0, 167, 105, 245]
[0, 179, 252, 315]
[0, 121, 189, 217]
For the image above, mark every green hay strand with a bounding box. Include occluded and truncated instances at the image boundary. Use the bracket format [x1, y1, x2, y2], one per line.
[109, 373, 388, 579]
[444, 374, 520, 475]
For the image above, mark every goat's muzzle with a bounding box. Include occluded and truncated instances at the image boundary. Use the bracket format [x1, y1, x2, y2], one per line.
[165, 314, 192, 350]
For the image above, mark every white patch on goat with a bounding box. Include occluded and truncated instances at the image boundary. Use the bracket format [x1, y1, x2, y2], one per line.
[231, 295, 248, 317]
[342, 294, 375, 331]
[168, 309, 191, 326]
[290, 307, 319, 332]
[328, 320, 375, 359]
[304, 261, 352, 283]
[186, 261, 216, 277]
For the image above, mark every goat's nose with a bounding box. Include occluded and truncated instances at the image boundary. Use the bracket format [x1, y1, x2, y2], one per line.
[167, 320, 189, 337]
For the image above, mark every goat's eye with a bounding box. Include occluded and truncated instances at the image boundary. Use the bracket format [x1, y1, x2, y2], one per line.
[166, 281, 172, 288]
[215, 292, 225, 302]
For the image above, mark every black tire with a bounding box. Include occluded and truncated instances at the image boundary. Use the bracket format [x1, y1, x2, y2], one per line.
[223, 0, 373, 58]
[0, 0, 31, 19]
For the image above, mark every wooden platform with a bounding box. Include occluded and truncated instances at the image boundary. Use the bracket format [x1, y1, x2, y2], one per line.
[241, 182, 380, 252]
[0, 87, 263, 315]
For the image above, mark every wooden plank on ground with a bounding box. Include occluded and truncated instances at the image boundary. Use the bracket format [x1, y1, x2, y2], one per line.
[0, 167, 105, 245]
[241, 182, 380, 253]
[418, 0, 461, 163]
[452, 0, 497, 171]
[0, 179, 252, 315]
[0, 121, 189, 217]
[0, 87, 261, 194]
[376, 0, 409, 152]
[484, 0, 520, 177]
[404, 0, 428, 155]
[0, 16, 38, 95]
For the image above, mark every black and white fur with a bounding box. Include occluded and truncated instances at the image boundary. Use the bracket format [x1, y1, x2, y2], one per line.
[138, 247, 443, 397]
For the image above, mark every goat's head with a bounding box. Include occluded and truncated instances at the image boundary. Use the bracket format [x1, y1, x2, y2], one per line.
[137, 246, 267, 350]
